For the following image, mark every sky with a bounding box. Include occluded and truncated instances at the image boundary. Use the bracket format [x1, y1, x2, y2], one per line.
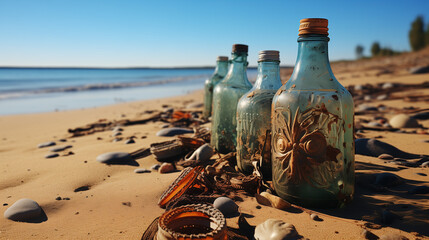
[0, 0, 428, 67]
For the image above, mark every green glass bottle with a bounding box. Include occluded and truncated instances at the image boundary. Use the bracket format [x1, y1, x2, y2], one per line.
[271, 18, 354, 208]
[203, 56, 229, 119]
[211, 44, 252, 154]
[236, 51, 282, 177]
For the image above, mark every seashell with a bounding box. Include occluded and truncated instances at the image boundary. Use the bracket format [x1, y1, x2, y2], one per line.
[193, 126, 211, 142]
[150, 139, 184, 161]
[259, 192, 291, 210]
[159, 163, 175, 174]
[185, 144, 213, 162]
[213, 197, 238, 217]
[254, 219, 298, 240]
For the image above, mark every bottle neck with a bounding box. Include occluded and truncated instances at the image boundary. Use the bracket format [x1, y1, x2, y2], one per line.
[289, 35, 335, 86]
[214, 60, 228, 77]
[253, 61, 282, 90]
[224, 52, 249, 84]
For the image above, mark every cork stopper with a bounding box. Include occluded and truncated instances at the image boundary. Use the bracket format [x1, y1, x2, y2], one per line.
[232, 44, 248, 53]
[299, 18, 329, 36]
[258, 50, 280, 62]
[217, 56, 228, 62]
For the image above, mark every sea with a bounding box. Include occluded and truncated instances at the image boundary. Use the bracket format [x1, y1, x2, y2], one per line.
[0, 68, 257, 115]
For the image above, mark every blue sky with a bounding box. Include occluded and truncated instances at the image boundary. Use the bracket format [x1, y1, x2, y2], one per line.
[0, 0, 428, 67]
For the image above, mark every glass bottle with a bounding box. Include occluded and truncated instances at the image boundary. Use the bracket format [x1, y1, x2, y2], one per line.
[203, 56, 229, 119]
[236, 50, 282, 178]
[211, 44, 252, 154]
[271, 18, 354, 208]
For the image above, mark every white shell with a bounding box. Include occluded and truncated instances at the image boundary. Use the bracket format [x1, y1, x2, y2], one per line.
[255, 219, 298, 240]
[185, 144, 213, 162]
[254, 219, 298, 240]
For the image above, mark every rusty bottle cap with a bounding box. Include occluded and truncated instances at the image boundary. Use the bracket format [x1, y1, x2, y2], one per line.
[217, 56, 229, 62]
[258, 50, 280, 62]
[299, 18, 329, 36]
[232, 44, 248, 53]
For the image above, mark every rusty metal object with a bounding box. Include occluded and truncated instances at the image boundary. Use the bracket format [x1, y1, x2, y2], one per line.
[158, 167, 208, 208]
[157, 204, 227, 240]
[150, 139, 184, 161]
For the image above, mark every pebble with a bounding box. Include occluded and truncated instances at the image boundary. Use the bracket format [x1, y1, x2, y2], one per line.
[376, 94, 388, 101]
[161, 124, 170, 129]
[409, 65, 429, 74]
[378, 154, 394, 160]
[389, 114, 420, 128]
[4, 198, 43, 222]
[159, 163, 175, 173]
[367, 122, 382, 127]
[357, 104, 378, 112]
[45, 153, 60, 159]
[124, 138, 135, 144]
[421, 161, 429, 168]
[213, 197, 238, 217]
[364, 95, 372, 101]
[113, 138, 122, 142]
[112, 127, 123, 132]
[96, 152, 133, 164]
[355, 138, 420, 159]
[354, 85, 363, 91]
[407, 186, 429, 194]
[151, 164, 161, 170]
[50, 145, 72, 152]
[374, 173, 403, 187]
[59, 139, 67, 142]
[310, 213, 322, 221]
[156, 127, 194, 137]
[38, 141, 56, 148]
[361, 229, 378, 240]
[134, 168, 151, 174]
[112, 132, 122, 137]
[254, 219, 298, 240]
[55, 197, 62, 201]
[382, 82, 394, 89]
[380, 233, 408, 240]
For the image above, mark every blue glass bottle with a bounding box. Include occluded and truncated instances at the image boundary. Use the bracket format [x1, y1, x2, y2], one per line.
[236, 51, 282, 177]
[211, 44, 252, 154]
[271, 19, 355, 208]
[203, 56, 229, 119]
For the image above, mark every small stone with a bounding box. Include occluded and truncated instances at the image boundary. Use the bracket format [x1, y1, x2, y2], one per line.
[113, 138, 122, 142]
[59, 139, 67, 142]
[45, 153, 59, 158]
[55, 197, 62, 201]
[112, 132, 122, 137]
[151, 164, 160, 170]
[361, 229, 378, 240]
[357, 104, 378, 112]
[156, 127, 194, 137]
[4, 198, 43, 222]
[63, 197, 70, 200]
[74, 186, 90, 192]
[96, 152, 133, 164]
[256, 205, 262, 209]
[159, 163, 175, 173]
[382, 82, 394, 89]
[421, 161, 429, 168]
[389, 114, 420, 128]
[38, 141, 56, 148]
[310, 213, 322, 221]
[380, 233, 408, 240]
[161, 124, 170, 129]
[376, 94, 388, 100]
[134, 169, 151, 174]
[378, 154, 394, 160]
[213, 197, 238, 217]
[367, 122, 382, 127]
[407, 186, 429, 194]
[112, 127, 123, 132]
[374, 173, 403, 187]
[3, 203, 8, 206]
[50, 145, 72, 152]
[124, 138, 135, 144]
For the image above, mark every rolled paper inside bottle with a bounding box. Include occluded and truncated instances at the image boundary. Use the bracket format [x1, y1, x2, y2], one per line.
[157, 204, 228, 240]
[299, 18, 329, 35]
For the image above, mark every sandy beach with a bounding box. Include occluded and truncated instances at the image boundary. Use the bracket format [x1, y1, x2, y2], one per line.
[1, 49, 429, 239]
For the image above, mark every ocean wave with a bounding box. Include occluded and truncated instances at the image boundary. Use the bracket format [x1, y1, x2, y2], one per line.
[0, 74, 209, 100]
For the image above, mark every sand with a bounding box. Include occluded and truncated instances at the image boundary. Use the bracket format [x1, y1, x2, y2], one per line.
[1, 49, 429, 239]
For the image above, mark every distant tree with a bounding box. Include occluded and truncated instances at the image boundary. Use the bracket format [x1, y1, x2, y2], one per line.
[425, 22, 429, 46]
[371, 42, 381, 56]
[409, 16, 425, 51]
[355, 45, 364, 59]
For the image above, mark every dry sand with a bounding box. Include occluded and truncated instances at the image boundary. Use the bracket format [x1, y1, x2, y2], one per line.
[1, 49, 429, 239]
